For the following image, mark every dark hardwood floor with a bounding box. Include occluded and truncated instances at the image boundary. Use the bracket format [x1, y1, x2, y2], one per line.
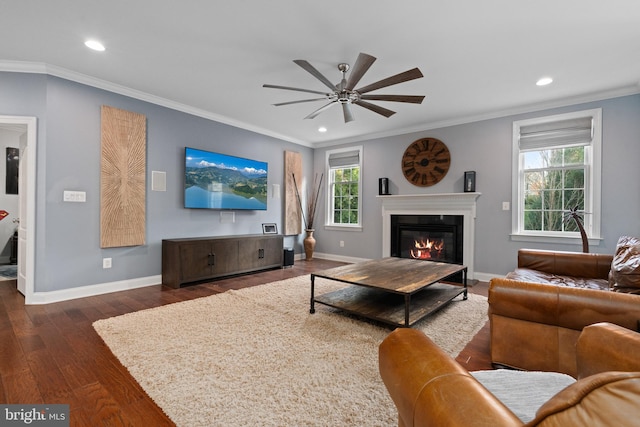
[0, 260, 491, 426]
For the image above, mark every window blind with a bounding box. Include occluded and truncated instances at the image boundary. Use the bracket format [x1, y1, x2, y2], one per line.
[519, 116, 593, 151]
[328, 149, 360, 168]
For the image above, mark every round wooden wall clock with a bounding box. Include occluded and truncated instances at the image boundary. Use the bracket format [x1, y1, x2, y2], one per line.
[401, 137, 451, 187]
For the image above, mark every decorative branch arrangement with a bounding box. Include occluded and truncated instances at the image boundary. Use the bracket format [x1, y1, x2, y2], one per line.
[292, 173, 324, 230]
[563, 206, 589, 253]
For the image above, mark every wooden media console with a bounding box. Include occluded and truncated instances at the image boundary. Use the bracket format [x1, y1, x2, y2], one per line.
[162, 234, 284, 288]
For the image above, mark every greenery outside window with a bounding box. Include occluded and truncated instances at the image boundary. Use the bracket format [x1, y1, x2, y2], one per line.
[511, 109, 602, 243]
[326, 146, 362, 230]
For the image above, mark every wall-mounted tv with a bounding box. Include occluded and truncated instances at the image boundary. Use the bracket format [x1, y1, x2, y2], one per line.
[184, 147, 268, 210]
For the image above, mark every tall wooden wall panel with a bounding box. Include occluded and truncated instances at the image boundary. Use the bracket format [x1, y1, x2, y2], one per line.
[100, 105, 147, 248]
[284, 150, 302, 235]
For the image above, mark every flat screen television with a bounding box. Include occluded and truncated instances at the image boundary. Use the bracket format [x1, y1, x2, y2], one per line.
[184, 147, 268, 210]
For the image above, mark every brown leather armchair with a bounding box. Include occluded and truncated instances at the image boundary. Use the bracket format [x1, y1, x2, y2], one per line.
[379, 323, 640, 427]
[489, 277, 640, 376]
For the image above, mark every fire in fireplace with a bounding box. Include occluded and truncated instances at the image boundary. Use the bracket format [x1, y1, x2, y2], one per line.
[391, 214, 464, 266]
[410, 237, 445, 260]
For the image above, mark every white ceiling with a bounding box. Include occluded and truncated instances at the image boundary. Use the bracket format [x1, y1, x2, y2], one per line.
[1, 1, 639, 147]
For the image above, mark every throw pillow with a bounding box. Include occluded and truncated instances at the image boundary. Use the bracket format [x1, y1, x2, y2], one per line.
[471, 369, 575, 423]
[609, 236, 640, 294]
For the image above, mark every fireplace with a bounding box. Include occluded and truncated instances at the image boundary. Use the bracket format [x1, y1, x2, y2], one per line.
[391, 215, 463, 264]
[391, 214, 464, 282]
[379, 192, 480, 279]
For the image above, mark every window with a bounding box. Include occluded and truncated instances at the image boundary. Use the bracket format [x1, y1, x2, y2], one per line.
[326, 146, 362, 229]
[512, 109, 602, 242]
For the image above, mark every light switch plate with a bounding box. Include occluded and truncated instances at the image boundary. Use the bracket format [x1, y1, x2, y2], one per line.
[64, 190, 86, 202]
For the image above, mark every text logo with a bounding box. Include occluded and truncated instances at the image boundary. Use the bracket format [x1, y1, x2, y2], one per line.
[1, 405, 69, 426]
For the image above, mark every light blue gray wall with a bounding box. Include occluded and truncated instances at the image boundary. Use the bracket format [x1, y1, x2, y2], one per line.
[312, 94, 640, 276]
[0, 72, 312, 292]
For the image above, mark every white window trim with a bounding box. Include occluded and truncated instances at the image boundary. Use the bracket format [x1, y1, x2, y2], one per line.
[325, 145, 363, 231]
[511, 108, 602, 244]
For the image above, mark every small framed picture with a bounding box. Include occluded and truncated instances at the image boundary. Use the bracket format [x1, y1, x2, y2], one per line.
[262, 223, 277, 234]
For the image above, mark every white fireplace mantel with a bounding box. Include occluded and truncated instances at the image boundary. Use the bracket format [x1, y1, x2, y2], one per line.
[379, 192, 481, 279]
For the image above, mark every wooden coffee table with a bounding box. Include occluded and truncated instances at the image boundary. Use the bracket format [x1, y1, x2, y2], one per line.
[310, 257, 467, 327]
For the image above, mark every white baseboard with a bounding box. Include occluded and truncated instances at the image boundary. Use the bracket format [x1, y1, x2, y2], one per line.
[27, 275, 162, 305]
[26, 252, 363, 304]
[472, 271, 506, 283]
[302, 252, 371, 264]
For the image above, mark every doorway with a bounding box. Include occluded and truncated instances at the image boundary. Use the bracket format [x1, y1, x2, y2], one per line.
[0, 116, 35, 303]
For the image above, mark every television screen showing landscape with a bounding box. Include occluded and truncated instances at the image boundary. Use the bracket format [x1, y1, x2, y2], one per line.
[184, 147, 268, 210]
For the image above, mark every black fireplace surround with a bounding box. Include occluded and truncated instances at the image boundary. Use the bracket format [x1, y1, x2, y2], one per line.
[390, 214, 464, 267]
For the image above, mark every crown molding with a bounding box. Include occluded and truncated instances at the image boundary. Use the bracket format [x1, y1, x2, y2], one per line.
[315, 85, 640, 148]
[0, 60, 313, 148]
[2, 60, 637, 150]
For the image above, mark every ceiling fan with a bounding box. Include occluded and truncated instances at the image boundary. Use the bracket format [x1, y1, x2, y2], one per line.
[263, 53, 425, 123]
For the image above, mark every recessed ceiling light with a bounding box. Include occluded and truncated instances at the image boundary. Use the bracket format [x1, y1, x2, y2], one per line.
[318, 127, 327, 133]
[84, 40, 106, 52]
[536, 77, 553, 86]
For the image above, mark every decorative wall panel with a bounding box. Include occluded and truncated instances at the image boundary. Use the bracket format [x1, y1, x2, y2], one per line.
[283, 150, 302, 235]
[100, 105, 147, 248]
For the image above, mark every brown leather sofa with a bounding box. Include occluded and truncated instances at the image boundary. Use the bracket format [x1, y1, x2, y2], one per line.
[491, 243, 640, 375]
[505, 248, 612, 290]
[379, 323, 640, 427]
[489, 277, 640, 376]
[507, 236, 640, 293]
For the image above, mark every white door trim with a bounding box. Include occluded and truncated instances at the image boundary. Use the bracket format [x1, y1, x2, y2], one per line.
[0, 115, 36, 303]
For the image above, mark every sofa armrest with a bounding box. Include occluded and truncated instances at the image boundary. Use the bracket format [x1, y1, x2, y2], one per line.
[576, 322, 640, 379]
[530, 371, 640, 426]
[379, 328, 522, 427]
[517, 249, 613, 279]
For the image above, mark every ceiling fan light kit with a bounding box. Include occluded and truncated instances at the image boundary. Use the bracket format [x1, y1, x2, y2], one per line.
[264, 53, 425, 123]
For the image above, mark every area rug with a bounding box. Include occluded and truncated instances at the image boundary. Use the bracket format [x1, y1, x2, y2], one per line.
[93, 275, 488, 427]
[0, 264, 17, 281]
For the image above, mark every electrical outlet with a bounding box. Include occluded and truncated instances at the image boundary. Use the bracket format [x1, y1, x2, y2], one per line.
[103, 258, 112, 269]
[340, 240, 345, 247]
[502, 202, 510, 211]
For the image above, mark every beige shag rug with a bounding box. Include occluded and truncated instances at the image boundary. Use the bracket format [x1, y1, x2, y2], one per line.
[93, 275, 488, 427]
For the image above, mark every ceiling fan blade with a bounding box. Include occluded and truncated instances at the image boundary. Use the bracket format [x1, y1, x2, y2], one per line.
[345, 53, 376, 91]
[273, 98, 327, 106]
[355, 68, 424, 94]
[342, 103, 355, 123]
[360, 94, 425, 104]
[354, 100, 396, 118]
[293, 59, 338, 92]
[263, 84, 328, 96]
[304, 101, 337, 120]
